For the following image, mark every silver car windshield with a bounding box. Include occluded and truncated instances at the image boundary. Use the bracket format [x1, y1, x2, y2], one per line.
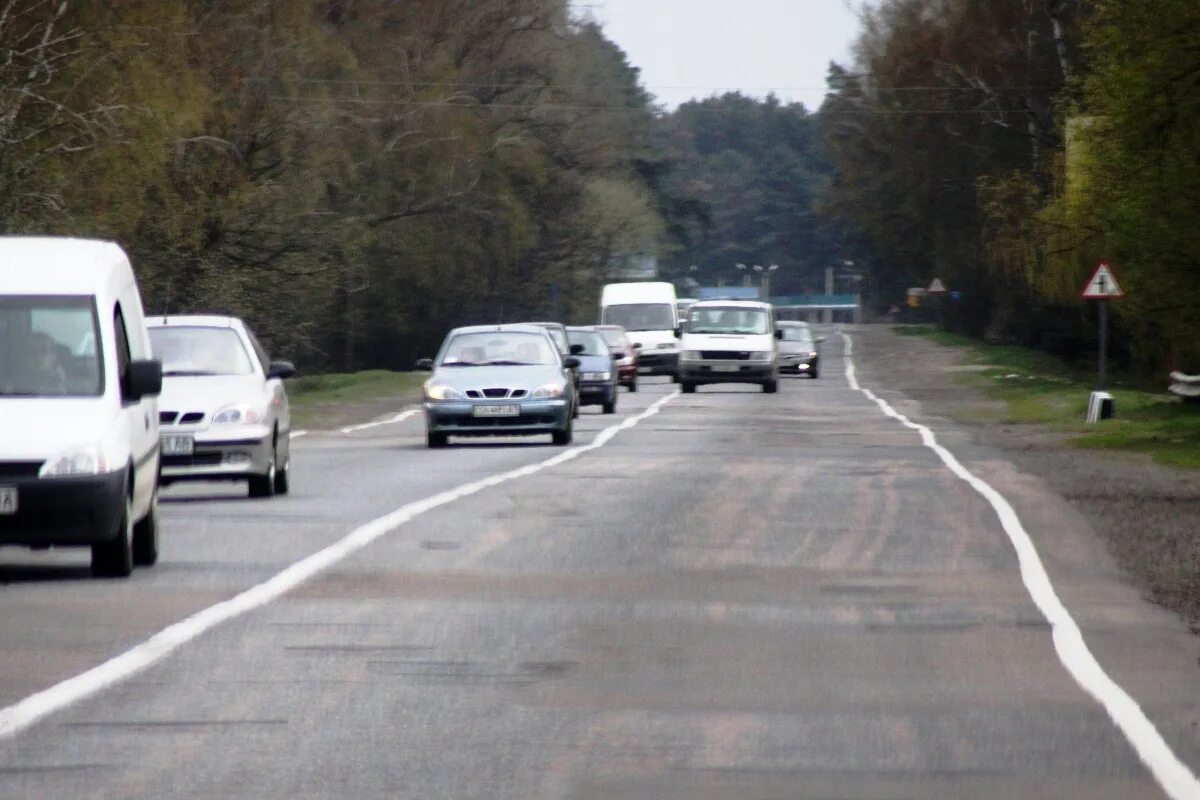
[441, 332, 557, 366]
[688, 307, 771, 335]
[150, 326, 255, 376]
[0, 295, 103, 398]
[780, 327, 813, 345]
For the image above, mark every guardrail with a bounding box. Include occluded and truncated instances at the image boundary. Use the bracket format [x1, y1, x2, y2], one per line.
[1169, 372, 1200, 403]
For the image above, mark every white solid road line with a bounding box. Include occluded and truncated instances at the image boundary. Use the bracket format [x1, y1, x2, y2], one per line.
[0, 391, 680, 741]
[842, 333, 1200, 800]
[339, 408, 420, 434]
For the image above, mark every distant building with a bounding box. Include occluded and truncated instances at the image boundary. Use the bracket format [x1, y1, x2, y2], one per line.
[696, 286, 761, 301]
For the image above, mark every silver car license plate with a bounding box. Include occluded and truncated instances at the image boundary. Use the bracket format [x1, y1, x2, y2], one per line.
[0, 487, 16, 515]
[161, 434, 195, 456]
[713, 365, 741, 372]
[473, 405, 519, 418]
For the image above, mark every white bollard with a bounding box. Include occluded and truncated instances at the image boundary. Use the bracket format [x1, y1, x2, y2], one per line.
[1086, 391, 1114, 423]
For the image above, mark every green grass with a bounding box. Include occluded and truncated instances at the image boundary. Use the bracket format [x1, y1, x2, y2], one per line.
[286, 370, 426, 429]
[895, 325, 1200, 469]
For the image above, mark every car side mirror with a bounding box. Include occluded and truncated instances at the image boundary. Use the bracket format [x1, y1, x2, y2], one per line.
[569, 344, 585, 355]
[564, 357, 581, 369]
[126, 359, 162, 401]
[631, 342, 643, 350]
[267, 360, 296, 380]
[774, 329, 784, 340]
[673, 326, 682, 338]
[415, 358, 434, 372]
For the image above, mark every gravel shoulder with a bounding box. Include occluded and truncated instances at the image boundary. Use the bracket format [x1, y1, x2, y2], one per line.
[851, 324, 1200, 627]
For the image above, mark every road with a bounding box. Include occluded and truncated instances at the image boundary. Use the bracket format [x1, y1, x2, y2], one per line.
[2, 327, 1199, 799]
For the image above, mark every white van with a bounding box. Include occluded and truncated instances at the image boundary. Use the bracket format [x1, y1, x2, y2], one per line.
[677, 300, 781, 393]
[600, 282, 679, 377]
[0, 238, 163, 577]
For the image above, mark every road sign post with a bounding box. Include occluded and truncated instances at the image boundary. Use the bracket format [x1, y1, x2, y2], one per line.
[1081, 261, 1124, 413]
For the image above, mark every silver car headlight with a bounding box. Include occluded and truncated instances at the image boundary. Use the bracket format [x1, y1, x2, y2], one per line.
[425, 384, 466, 401]
[213, 404, 264, 424]
[531, 384, 564, 399]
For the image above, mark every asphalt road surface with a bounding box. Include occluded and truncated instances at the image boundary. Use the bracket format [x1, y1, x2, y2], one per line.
[2, 327, 1199, 800]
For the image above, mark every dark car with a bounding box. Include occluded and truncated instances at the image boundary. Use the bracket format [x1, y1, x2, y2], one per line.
[777, 321, 823, 378]
[528, 321, 582, 416]
[596, 324, 639, 392]
[566, 327, 619, 414]
[417, 325, 579, 447]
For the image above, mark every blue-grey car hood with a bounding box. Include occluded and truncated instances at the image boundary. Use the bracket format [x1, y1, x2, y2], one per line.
[574, 354, 613, 374]
[429, 364, 566, 392]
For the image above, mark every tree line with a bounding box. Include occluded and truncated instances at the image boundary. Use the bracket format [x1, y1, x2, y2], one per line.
[821, 0, 1200, 374]
[0, 0, 679, 370]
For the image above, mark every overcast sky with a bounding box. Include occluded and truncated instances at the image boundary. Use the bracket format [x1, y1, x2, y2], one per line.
[583, 0, 863, 111]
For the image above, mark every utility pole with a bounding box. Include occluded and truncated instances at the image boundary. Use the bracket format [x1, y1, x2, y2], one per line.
[823, 266, 835, 324]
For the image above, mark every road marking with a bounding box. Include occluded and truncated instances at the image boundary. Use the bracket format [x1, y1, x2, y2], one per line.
[842, 333, 1200, 800]
[0, 391, 679, 740]
[339, 408, 419, 434]
[291, 430, 308, 439]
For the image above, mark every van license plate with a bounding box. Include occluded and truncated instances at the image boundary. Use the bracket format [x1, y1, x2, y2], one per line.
[713, 365, 741, 372]
[0, 487, 16, 515]
[161, 434, 194, 456]
[473, 405, 519, 418]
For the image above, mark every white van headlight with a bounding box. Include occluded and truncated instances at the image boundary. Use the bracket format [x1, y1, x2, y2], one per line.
[39, 446, 109, 478]
[680, 350, 701, 361]
[213, 405, 263, 424]
[749, 351, 773, 362]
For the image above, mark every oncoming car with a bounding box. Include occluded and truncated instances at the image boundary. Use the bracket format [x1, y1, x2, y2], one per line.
[596, 324, 639, 391]
[148, 316, 295, 498]
[418, 325, 580, 447]
[566, 326, 619, 413]
[777, 320, 823, 378]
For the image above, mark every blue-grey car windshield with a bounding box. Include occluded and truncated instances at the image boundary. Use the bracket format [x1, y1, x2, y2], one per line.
[441, 333, 556, 366]
[0, 295, 103, 398]
[150, 326, 255, 376]
[567, 331, 609, 357]
[688, 307, 770, 335]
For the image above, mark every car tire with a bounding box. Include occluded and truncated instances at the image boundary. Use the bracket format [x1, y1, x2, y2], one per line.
[427, 431, 448, 449]
[811, 361, 820, 379]
[93, 494, 134, 578]
[132, 488, 159, 567]
[552, 419, 573, 446]
[762, 379, 779, 394]
[602, 394, 617, 414]
[671, 373, 681, 384]
[628, 378, 638, 393]
[248, 453, 276, 499]
[274, 455, 290, 495]
[681, 381, 697, 394]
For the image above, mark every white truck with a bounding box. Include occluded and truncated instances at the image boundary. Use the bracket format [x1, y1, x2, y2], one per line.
[600, 282, 679, 378]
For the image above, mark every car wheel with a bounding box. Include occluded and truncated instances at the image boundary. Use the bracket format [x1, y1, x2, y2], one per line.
[248, 450, 276, 498]
[93, 494, 134, 578]
[628, 378, 638, 393]
[602, 394, 617, 414]
[762, 379, 779, 394]
[273, 453, 290, 495]
[427, 431, 448, 449]
[132, 488, 159, 566]
[671, 373, 681, 384]
[552, 419, 573, 446]
[811, 360, 820, 379]
[681, 381, 697, 394]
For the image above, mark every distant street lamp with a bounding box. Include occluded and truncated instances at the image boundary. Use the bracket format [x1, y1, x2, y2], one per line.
[755, 264, 780, 298]
[736, 263, 750, 288]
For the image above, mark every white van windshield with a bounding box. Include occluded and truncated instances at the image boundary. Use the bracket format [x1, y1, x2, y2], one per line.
[150, 326, 255, 376]
[0, 296, 104, 398]
[603, 303, 674, 331]
[688, 306, 771, 335]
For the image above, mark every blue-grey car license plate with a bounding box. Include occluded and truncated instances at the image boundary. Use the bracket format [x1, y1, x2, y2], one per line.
[473, 405, 519, 418]
[0, 487, 16, 515]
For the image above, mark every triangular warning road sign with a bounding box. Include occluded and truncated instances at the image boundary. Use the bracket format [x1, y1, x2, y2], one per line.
[1081, 262, 1124, 299]
[927, 278, 946, 294]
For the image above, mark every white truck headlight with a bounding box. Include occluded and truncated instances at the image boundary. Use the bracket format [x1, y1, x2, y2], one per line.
[39, 445, 109, 478]
[213, 405, 263, 424]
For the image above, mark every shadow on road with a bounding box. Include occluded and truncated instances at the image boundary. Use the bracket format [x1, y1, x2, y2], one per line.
[0, 563, 93, 584]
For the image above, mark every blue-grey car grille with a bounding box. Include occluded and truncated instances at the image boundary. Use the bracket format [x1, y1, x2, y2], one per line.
[465, 388, 527, 399]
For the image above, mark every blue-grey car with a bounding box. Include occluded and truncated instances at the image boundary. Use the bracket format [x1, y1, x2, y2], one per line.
[417, 325, 579, 448]
[566, 327, 619, 414]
